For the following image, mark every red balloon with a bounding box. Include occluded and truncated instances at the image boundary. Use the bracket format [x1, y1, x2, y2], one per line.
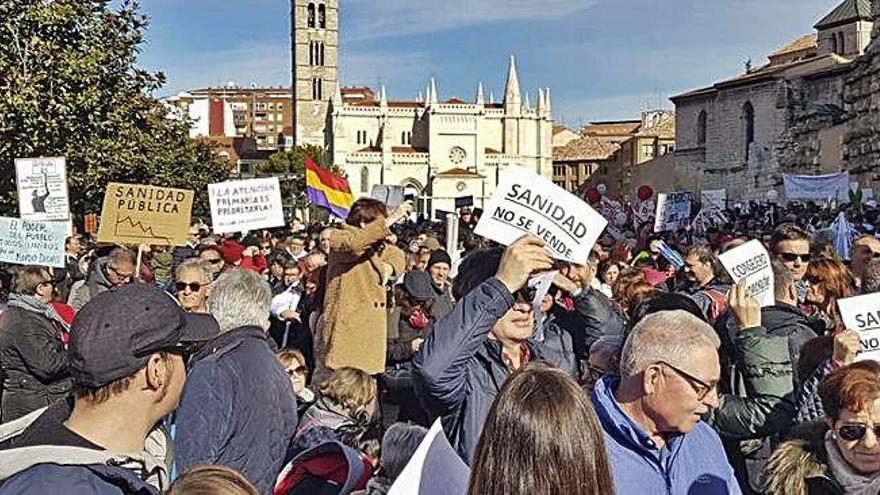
[637, 185, 653, 201]
[585, 187, 601, 204]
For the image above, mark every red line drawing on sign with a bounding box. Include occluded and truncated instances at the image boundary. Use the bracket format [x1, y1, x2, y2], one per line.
[114, 216, 171, 243]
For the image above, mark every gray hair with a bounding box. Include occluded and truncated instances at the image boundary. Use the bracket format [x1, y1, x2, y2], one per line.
[175, 259, 213, 284]
[208, 269, 272, 333]
[618, 310, 720, 379]
[381, 423, 428, 480]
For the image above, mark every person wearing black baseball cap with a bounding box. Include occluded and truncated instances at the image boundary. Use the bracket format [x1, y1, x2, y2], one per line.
[0, 283, 213, 494]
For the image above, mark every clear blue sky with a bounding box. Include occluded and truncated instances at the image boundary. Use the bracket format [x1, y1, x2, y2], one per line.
[137, 0, 844, 127]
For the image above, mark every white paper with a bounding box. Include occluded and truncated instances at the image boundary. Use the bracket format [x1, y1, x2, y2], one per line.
[473, 166, 607, 264]
[654, 192, 692, 233]
[718, 239, 774, 307]
[371, 185, 406, 209]
[838, 293, 880, 362]
[388, 418, 470, 495]
[0, 216, 68, 268]
[15, 157, 70, 221]
[208, 177, 285, 234]
[530, 270, 558, 342]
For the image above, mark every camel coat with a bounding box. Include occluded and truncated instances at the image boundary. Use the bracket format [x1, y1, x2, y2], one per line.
[323, 220, 406, 374]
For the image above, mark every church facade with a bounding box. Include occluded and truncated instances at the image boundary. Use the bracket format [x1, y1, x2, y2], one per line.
[290, 1, 553, 215]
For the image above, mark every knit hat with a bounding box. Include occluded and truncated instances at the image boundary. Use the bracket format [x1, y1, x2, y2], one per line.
[219, 239, 245, 264]
[427, 250, 452, 269]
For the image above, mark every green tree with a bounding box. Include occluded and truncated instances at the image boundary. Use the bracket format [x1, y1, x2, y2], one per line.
[258, 145, 344, 210]
[0, 0, 230, 221]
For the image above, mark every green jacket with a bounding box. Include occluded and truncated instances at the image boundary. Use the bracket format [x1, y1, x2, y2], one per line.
[710, 325, 796, 440]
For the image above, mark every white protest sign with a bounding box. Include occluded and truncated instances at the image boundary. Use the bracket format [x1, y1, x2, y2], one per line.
[701, 189, 727, 211]
[654, 192, 692, 233]
[208, 177, 285, 234]
[473, 166, 607, 264]
[15, 157, 70, 221]
[371, 185, 406, 209]
[0, 216, 67, 268]
[388, 418, 470, 495]
[718, 239, 774, 307]
[783, 172, 850, 201]
[838, 294, 880, 362]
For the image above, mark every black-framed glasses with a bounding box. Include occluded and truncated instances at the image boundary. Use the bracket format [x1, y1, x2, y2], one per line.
[777, 252, 809, 263]
[175, 282, 204, 293]
[805, 275, 824, 285]
[204, 258, 223, 265]
[108, 265, 134, 283]
[656, 360, 716, 401]
[837, 424, 880, 442]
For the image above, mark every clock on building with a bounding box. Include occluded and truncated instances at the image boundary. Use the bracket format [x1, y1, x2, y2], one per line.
[456, 181, 466, 192]
[449, 146, 467, 165]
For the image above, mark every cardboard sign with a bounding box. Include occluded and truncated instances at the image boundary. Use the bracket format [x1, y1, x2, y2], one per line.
[15, 157, 70, 221]
[838, 293, 880, 362]
[371, 185, 406, 209]
[783, 172, 850, 201]
[718, 239, 774, 307]
[208, 177, 285, 234]
[654, 192, 692, 233]
[473, 166, 607, 264]
[0, 216, 68, 268]
[97, 183, 194, 246]
[455, 196, 474, 209]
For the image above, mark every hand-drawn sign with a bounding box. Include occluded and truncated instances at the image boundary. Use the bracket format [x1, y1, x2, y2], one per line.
[97, 182, 194, 246]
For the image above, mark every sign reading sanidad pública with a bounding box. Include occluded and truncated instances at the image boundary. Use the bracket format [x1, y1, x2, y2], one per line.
[718, 239, 775, 307]
[97, 182, 194, 246]
[838, 293, 880, 362]
[0, 216, 67, 268]
[473, 165, 607, 264]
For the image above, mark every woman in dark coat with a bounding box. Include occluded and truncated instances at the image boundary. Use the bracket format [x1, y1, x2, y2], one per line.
[0, 266, 71, 422]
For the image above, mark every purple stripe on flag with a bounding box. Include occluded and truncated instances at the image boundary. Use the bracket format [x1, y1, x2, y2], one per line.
[307, 186, 350, 219]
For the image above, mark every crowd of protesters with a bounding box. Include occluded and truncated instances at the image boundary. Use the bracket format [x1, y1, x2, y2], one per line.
[2, 194, 880, 494]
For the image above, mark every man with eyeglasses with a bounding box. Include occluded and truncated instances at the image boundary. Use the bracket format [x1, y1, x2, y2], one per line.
[0, 283, 211, 494]
[269, 260, 304, 349]
[69, 247, 136, 312]
[769, 223, 812, 303]
[851, 234, 880, 290]
[591, 309, 742, 494]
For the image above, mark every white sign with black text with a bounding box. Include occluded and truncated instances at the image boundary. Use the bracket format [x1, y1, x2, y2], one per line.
[15, 157, 70, 221]
[208, 177, 285, 234]
[718, 239, 775, 307]
[473, 166, 607, 264]
[653, 192, 692, 233]
[0, 216, 68, 268]
[838, 293, 880, 362]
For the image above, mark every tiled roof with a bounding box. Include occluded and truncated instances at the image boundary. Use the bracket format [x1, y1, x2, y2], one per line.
[815, 0, 872, 29]
[583, 122, 641, 136]
[636, 117, 675, 139]
[769, 34, 818, 59]
[553, 135, 619, 161]
[485, 147, 501, 154]
[444, 97, 467, 104]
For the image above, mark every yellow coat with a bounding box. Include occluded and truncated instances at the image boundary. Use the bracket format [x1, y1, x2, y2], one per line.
[323, 220, 406, 374]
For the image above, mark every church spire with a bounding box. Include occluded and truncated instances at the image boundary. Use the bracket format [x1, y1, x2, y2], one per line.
[537, 88, 545, 117]
[504, 54, 521, 107]
[333, 80, 342, 106]
[475, 82, 485, 106]
[379, 84, 388, 107]
[429, 77, 438, 105]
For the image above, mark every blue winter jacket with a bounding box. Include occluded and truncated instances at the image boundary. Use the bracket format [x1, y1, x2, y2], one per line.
[591, 375, 742, 495]
[1, 464, 157, 495]
[413, 277, 563, 465]
[175, 326, 299, 494]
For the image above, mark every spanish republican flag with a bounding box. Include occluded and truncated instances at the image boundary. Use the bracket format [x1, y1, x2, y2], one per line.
[305, 157, 355, 219]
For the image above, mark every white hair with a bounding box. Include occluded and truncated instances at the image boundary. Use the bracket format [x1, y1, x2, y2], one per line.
[175, 258, 213, 284]
[208, 269, 272, 333]
[618, 310, 720, 379]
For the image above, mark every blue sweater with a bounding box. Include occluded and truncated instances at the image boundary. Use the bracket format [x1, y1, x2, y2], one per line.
[591, 375, 742, 495]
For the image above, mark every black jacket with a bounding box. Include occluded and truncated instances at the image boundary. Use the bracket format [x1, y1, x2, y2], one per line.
[554, 287, 626, 364]
[0, 306, 71, 422]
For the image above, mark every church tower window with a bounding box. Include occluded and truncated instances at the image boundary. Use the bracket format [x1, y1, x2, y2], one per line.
[696, 110, 707, 146]
[318, 4, 327, 29]
[307, 3, 315, 28]
[360, 167, 369, 193]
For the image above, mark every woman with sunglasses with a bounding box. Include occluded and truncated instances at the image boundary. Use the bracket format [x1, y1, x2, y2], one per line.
[804, 258, 854, 334]
[174, 259, 213, 313]
[765, 361, 880, 494]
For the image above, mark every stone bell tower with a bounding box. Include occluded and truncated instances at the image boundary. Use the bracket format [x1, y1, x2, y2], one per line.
[291, 0, 339, 147]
